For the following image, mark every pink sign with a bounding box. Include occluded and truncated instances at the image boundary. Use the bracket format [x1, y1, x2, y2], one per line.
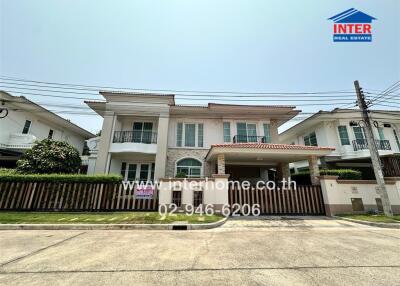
[136, 186, 154, 199]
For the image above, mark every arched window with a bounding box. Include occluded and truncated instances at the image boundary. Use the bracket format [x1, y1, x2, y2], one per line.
[176, 158, 202, 178]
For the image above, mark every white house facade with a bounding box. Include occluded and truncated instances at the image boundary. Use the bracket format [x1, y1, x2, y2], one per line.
[0, 91, 95, 168]
[279, 109, 400, 178]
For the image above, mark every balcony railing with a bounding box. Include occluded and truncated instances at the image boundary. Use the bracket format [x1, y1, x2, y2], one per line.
[113, 131, 157, 144]
[352, 139, 391, 151]
[232, 135, 270, 143]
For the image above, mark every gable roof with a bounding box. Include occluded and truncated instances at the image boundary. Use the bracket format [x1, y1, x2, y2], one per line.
[329, 8, 376, 23]
[1, 91, 95, 139]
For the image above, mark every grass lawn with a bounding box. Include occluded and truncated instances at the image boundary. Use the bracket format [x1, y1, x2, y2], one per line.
[338, 214, 400, 223]
[0, 211, 224, 224]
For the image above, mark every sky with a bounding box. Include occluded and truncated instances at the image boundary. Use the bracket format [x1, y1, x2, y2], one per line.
[0, 0, 399, 134]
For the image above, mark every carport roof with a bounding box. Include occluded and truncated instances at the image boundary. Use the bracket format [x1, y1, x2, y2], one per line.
[206, 143, 335, 163]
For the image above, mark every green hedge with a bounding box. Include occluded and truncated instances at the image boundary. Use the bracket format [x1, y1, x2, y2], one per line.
[291, 169, 362, 185]
[0, 173, 123, 183]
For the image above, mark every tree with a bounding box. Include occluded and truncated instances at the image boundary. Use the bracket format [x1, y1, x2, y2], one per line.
[17, 139, 81, 174]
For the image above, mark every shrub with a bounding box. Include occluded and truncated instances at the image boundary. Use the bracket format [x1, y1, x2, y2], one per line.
[0, 173, 122, 183]
[16, 139, 81, 174]
[175, 172, 187, 178]
[0, 168, 17, 175]
[291, 169, 362, 185]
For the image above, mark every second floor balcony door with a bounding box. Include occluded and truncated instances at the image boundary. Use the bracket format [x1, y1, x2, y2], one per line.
[237, 123, 257, 143]
[133, 122, 153, 144]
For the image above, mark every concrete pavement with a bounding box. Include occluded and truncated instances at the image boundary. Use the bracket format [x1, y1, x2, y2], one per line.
[0, 217, 399, 285]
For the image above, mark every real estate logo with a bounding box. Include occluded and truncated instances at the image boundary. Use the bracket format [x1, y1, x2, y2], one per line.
[328, 8, 376, 42]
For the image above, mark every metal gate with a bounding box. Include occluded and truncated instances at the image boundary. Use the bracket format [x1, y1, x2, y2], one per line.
[228, 185, 325, 215]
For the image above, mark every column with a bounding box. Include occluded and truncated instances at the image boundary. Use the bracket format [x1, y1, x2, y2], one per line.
[276, 162, 289, 181]
[270, 119, 279, 143]
[217, 154, 225, 175]
[308, 155, 320, 185]
[154, 115, 170, 180]
[94, 113, 115, 174]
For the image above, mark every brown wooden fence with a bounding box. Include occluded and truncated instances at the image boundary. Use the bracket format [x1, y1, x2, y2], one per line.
[0, 182, 158, 211]
[229, 185, 325, 215]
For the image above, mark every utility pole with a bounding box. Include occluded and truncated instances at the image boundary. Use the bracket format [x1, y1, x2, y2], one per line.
[354, 80, 393, 217]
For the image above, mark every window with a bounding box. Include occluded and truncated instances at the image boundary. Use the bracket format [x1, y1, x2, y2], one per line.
[176, 158, 202, 178]
[236, 122, 257, 143]
[121, 163, 155, 181]
[353, 127, 365, 141]
[184, 124, 196, 147]
[193, 191, 203, 207]
[133, 122, 153, 144]
[304, 132, 318, 146]
[337, 126, 350, 145]
[150, 163, 155, 182]
[223, 122, 231, 142]
[176, 123, 203, 147]
[394, 129, 400, 150]
[139, 164, 149, 182]
[22, 120, 31, 134]
[127, 164, 137, 181]
[198, 123, 204, 147]
[48, 129, 54, 139]
[377, 127, 385, 140]
[172, 191, 182, 207]
[121, 162, 127, 178]
[375, 198, 384, 212]
[263, 123, 271, 143]
[351, 198, 364, 212]
[176, 123, 183, 147]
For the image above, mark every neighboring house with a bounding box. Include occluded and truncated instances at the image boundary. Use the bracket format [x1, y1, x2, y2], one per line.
[0, 91, 95, 168]
[85, 91, 334, 184]
[279, 108, 400, 178]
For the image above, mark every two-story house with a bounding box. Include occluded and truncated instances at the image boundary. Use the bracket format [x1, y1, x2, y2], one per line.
[86, 91, 334, 185]
[280, 108, 400, 178]
[0, 91, 95, 168]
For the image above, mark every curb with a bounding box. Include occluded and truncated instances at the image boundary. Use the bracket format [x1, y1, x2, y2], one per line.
[0, 217, 228, 231]
[334, 216, 400, 229]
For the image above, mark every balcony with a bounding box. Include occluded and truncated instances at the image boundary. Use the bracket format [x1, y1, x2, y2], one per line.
[352, 139, 391, 151]
[110, 131, 158, 154]
[113, 131, 157, 144]
[0, 133, 37, 150]
[232, 135, 270, 143]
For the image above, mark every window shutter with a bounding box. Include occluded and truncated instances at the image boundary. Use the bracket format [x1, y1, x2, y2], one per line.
[223, 122, 231, 142]
[198, 123, 204, 147]
[176, 123, 183, 147]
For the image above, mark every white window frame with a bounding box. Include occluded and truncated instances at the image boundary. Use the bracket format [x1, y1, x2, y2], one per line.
[121, 161, 155, 182]
[174, 157, 203, 178]
[235, 121, 258, 142]
[176, 122, 204, 148]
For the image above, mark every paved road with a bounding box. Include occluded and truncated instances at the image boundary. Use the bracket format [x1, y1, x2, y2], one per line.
[0, 217, 399, 285]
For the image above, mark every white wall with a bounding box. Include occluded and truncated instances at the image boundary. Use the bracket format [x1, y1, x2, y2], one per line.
[158, 176, 229, 211]
[320, 177, 400, 215]
[0, 109, 87, 154]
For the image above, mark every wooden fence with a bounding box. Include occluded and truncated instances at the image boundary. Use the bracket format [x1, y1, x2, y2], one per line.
[0, 182, 158, 211]
[228, 185, 325, 215]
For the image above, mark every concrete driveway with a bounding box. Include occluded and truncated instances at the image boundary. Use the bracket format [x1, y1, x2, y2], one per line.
[0, 217, 399, 286]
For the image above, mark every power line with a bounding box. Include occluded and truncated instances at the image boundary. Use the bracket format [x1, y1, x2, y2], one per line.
[0, 75, 356, 96]
[2, 89, 359, 106]
[0, 83, 359, 98]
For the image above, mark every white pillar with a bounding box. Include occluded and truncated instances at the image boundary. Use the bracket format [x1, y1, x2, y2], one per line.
[154, 115, 169, 180]
[95, 113, 115, 174]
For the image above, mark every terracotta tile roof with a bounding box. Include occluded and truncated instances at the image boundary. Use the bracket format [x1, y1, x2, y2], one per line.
[210, 143, 335, 151]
